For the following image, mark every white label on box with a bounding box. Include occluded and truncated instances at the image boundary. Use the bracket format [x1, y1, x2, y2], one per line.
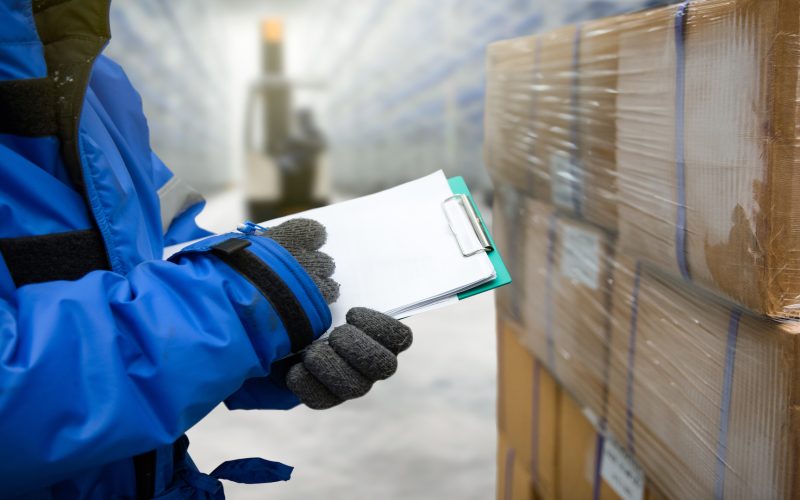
[560, 225, 601, 289]
[601, 437, 645, 500]
[549, 151, 577, 210]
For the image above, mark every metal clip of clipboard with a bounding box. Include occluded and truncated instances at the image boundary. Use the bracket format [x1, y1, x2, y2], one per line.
[442, 194, 494, 257]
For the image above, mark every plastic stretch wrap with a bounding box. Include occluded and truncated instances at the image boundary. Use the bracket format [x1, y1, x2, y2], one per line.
[497, 320, 670, 500]
[493, 193, 800, 499]
[486, 0, 800, 319]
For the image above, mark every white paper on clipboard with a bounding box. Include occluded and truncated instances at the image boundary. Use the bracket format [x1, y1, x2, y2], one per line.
[165, 171, 496, 328]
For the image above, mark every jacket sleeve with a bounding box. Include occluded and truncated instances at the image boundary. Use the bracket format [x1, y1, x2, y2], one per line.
[0, 233, 330, 496]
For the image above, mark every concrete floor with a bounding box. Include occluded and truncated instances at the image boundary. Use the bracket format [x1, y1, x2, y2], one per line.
[188, 190, 498, 499]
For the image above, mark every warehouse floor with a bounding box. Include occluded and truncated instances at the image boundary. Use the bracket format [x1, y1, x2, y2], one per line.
[187, 189, 498, 499]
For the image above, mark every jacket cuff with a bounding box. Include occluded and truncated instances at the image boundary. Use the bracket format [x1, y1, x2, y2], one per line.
[171, 234, 332, 356]
[224, 355, 301, 411]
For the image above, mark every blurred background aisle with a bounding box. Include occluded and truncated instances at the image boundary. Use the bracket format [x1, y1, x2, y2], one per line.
[105, 0, 663, 201]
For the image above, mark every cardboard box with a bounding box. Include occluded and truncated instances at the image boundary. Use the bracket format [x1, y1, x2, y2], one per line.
[558, 389, 667, 500]
[575, 18, 619, 231]
[485, 36, 541, 195]
[615, 0, 800, 318]
[498, 316, 669, 500]
[488, 0, 800, 317]
[558, 392, 617, 500]
[494, 198, 800, 497]
[498, 432, 538, 500]
[491, 2, 800, 495]
[493, 186, 529, 325]
[533, 25, 581, 217]
[498, 321, 560, 500]
[485, 19, 621, 232]
[606, 255, 800, 499]
[516, 199, 613, 414]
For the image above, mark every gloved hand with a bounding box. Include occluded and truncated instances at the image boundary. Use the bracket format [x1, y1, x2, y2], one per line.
[263, 218, 340, 304]
[265, 219, 413, 410]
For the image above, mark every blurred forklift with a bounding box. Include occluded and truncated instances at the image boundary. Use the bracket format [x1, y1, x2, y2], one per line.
[245, 19, 329, 221]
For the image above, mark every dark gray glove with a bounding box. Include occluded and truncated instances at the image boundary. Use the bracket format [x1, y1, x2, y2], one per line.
[265, 219, 413, 410]
[266, 218, 340, 304]
[285, 308, 412, 409]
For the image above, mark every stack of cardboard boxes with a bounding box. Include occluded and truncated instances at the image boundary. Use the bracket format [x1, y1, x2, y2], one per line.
[487, 0, 800, 497]
[497, 322, 669, 500]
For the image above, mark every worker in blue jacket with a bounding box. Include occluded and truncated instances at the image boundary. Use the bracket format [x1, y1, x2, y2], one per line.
[0, 0, 412, 498]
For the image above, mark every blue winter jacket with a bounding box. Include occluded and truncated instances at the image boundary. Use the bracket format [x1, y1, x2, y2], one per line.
[0, 0, 331, 497]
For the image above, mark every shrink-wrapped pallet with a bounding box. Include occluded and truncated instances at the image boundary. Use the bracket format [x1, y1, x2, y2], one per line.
[487, 0, 800, 318]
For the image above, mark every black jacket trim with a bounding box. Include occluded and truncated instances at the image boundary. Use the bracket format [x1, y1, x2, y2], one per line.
[0, 229, 110, 287]
[0, 78, 58, 136]
[33, 0, 111, 192]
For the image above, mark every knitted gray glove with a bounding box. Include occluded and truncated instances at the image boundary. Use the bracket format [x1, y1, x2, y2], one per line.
[286, 308, 412, 409]
[265, 218, 413, 410]
[266, 218, 340, 304]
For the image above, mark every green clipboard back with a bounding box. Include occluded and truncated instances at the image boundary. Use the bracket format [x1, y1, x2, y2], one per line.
[448, 176, 512, 300]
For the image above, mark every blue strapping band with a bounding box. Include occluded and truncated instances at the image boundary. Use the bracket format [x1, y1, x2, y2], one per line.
[674, 1, 691, 281]
[593, 392, 609, 500]
[531, 361, 541, 484]
[545, 213, 559, 371]
[592, 434, 606, 500]
[570, 24, 584, 218]
[625, 261, 643, 454]
[714, 308, 741, 500]
[504, 447, 516, 500]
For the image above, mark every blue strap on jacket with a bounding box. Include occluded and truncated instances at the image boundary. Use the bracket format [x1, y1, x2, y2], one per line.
[150, 436, 294, 499]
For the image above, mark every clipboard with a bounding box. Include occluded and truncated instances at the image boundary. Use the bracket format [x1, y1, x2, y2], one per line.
[445, 176, 512, 300]
[165, 171, 511, 324]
